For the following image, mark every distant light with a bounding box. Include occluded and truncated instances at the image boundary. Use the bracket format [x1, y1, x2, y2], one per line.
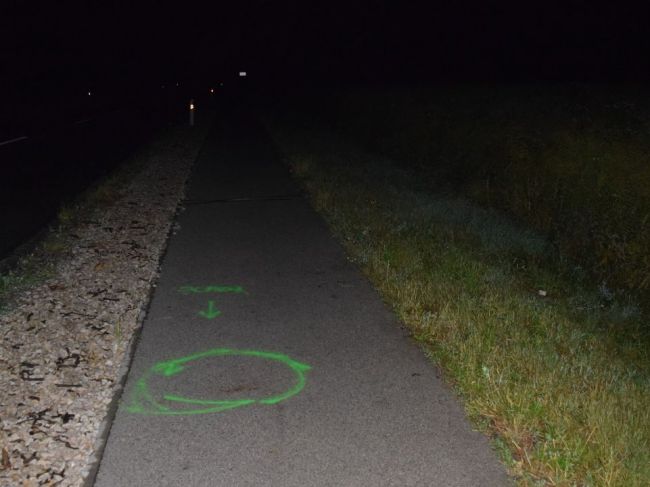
[87, 91, 92, 96]
[190, 102, 195, 110]
[239, 72, 247, 77]
[176, 82, 180, 87]
[219, 82, 223, 86]
[210, 88, 214, 93]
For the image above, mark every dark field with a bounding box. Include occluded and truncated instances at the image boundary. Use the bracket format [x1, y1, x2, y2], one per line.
[284, 84, 650, 310]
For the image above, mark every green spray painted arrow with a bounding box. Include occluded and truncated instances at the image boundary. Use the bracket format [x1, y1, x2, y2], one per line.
[198, 300, 221, 319]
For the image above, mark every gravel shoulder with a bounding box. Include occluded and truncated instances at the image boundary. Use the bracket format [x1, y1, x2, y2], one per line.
[0, 122, 208, 486]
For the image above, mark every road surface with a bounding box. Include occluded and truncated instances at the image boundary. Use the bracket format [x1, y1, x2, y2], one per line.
[93, 109, 508, 486]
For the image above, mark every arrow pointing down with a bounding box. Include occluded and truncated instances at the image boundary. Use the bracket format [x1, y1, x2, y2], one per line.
[198, 300, 221, 319]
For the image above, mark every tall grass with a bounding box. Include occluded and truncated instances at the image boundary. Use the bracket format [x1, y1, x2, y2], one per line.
[315, 85, 650, 309]
[265, 119, 650, 486]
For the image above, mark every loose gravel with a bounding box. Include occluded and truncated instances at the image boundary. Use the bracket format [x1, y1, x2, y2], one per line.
[0, 123, 207, 486]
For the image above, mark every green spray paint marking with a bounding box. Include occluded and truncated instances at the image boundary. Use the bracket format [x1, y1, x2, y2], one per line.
[178, 285, 246, 320]
[127, 348, 311, 415]
[178, 285, 247, 295]
[198, 300, 221, 319]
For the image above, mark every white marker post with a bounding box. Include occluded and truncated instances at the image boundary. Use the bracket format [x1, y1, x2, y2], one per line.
[189, 99, 195, 127]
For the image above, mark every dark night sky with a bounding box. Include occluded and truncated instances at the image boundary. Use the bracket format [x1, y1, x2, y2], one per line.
[1, 1, 649, 97]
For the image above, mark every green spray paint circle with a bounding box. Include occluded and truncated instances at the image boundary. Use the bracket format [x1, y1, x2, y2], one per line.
[127, 348, 311, 415]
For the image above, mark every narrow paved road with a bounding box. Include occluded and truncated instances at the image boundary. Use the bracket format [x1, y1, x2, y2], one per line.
[94, 110, 507, 486]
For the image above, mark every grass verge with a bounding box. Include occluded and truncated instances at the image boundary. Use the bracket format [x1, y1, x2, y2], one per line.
[318, 86, 650, 309]
[264, 118, 650, 486]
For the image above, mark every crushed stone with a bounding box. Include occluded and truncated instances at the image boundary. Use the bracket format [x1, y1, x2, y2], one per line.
[0, 124, 207, 486]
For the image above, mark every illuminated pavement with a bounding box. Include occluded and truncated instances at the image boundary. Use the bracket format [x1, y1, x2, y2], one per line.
[93, 111, 508, 486]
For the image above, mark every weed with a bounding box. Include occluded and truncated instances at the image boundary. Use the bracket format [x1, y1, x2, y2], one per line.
[87, 178, 122, 207]
[0, 257, 56, 311]
[41, 235, 68, 256]
[57, 205, 75, 225]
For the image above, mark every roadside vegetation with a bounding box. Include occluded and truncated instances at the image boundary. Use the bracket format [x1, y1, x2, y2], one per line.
[321, 85, 650, 310]
[264, 112, 650, 486]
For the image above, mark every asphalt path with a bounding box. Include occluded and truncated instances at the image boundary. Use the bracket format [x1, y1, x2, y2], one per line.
[94, 110, 508, 486]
